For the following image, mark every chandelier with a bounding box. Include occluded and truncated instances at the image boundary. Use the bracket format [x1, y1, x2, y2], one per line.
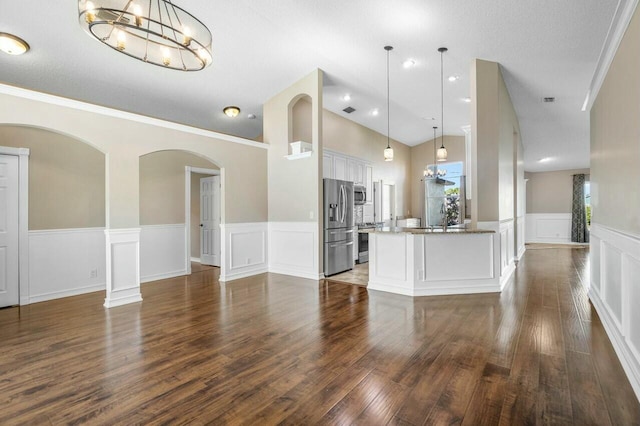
[78, 0, 212, 71]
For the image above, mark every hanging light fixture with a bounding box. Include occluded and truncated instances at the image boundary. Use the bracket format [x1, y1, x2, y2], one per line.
[78, 0, 213, 71]
[383, 45, 394, 162]
[436, 47, 448, 162]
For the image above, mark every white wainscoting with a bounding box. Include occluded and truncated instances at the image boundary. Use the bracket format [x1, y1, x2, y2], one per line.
[268, 222, 321, 280]
[27, 228, 106, 304]
[104, 228, 142, 308]
[478, 220, 516, 290]
[525, 213, 572, 244]
[140, 224, 187, 283]
[589, 224, 640, 401]
[220, 222, 268, 282]
[517, 215, 526, 260]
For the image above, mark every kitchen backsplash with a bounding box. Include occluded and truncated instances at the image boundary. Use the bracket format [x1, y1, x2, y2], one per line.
[354, 205, 364, 224]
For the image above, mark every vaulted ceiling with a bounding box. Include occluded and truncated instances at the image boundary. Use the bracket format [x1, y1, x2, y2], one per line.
[0, 0, 622, 171]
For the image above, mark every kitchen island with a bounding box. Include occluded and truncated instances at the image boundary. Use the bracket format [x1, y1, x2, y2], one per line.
[364, 227, 507, 297]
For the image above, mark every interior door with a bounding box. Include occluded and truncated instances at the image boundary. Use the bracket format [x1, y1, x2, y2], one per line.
[200, 175, 220, 267]
[0, 154, 19, 307]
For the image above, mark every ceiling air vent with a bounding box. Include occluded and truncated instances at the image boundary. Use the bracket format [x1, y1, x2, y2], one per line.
[343, 106, 356, 114]
[543, 97, 556, 103]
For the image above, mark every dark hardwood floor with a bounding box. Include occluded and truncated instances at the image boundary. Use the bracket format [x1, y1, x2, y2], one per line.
[1, 247, 638, 424]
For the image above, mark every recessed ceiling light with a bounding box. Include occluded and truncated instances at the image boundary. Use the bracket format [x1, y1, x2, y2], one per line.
[247, 113, 256, 119]
[371, 108, 379, 116]
[448, 75, 459, 82]
[402, 59, 416, 69]
[223, 106, 240, 118]
[463, 97, 471, 103]
[342, 94, 351, 101]
[0, 32, 30, 55]
[538, 157, 553, 163]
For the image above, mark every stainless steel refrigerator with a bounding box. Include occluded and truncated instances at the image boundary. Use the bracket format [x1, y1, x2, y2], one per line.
[323, 178, 354, 276]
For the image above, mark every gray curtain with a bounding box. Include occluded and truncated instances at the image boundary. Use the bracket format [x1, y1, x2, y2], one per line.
[571, 174, 589, 243]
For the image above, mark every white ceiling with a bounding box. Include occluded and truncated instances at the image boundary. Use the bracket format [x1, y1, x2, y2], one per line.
[0, 0, 620, 171]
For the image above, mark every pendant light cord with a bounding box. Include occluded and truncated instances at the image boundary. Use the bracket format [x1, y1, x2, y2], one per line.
[440, 49, 444, 149]
[386, 48, 391, 150]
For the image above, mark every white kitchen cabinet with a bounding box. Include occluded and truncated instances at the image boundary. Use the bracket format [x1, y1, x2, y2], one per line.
[323, 153, 334, 179]
[334, 156, 348, 181]
[364, 164, 373, 205]
[348, 159, 364, 185]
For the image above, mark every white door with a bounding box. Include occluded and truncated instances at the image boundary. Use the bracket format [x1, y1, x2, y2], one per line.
[200, 176, 220, 267]
[0, 155, 19, 307]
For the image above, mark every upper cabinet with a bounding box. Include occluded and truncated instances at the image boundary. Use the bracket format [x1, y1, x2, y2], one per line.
[323, 150, 373, 206]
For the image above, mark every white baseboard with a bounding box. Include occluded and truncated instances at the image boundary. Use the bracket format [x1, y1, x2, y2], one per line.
[220, 222, 269, 282]
[140, 270, 187, 284]
[27, 228, 106, 304]
[190, 257, 201, 263]
[589, 223, 640, 401]
[268, 221, 321, 280]
[525, 213, 573, 244]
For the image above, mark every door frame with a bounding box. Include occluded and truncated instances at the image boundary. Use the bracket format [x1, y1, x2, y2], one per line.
[184, 166, 220, 275]
[0, 146, 29, 305]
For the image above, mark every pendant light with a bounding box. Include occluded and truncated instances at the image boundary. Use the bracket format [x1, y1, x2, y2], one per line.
[436, 47, 448, 162]
[383, 45, 394, 162]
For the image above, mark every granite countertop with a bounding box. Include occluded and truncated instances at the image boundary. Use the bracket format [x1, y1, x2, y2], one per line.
[359, 227, 495, 235]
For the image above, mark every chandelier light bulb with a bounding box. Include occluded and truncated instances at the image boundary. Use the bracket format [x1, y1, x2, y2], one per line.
[162, 48, 171, 66]
[133, 4, 143, 26]
[85, 1, 96, 23]
[182, 26, 192, 46]
[116, 30, 126, 50]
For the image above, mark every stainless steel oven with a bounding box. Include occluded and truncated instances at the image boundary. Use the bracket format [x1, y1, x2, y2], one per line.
[356, 223, 377, 263]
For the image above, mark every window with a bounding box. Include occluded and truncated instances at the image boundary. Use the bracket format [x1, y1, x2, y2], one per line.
[585, 181, 591, 227]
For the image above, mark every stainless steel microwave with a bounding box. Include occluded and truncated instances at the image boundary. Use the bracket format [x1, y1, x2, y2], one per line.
[354, 185, 366, 205]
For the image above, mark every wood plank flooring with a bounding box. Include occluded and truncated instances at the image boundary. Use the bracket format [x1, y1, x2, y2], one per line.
[0, 247, 638, 424]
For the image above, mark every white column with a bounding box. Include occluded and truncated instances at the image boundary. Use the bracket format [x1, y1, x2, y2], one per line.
[104, 228, 142, 308]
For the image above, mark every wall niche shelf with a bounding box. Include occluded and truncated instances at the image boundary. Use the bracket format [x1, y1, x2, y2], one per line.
[284, 151, 312, 160]
[285, 141, 312, 160]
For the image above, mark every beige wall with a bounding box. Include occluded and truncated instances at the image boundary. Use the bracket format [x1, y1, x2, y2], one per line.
[410, 135, 465, 218]
[292, 99, 413, 217]
[525, 169, 590, 214]
[264, 69, 323, 222]
[190, 172, 213, 257]
[471, 59, 522, 223]
[0, 126, 105, 230]
[0, 92, 268, 228]
[139, 151, 218, 225]
[591, 5, 640, 234]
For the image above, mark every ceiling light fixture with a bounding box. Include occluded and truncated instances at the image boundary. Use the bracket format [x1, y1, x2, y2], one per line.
[342, 94, 351, 101]
[448, 75, 458, 82]
[78, 0, 212, 71]
[538, 157, 552, 163]
[463, 97, 471, 103]
[223, 106, 240, 118]
[0, 32, 30, 55]
[383, 46, 394, 162]
[403, 59, 415, 69]
[371, 108, 379, 116]
[436, 47, 448, 162]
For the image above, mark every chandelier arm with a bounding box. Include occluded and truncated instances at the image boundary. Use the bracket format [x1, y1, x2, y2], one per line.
[164, 1, 187, 70]
[441, 50, 444, 149]
[143, 0, 152, 61]
[386, 48, 390, 150]
[157, 0, 165, 39]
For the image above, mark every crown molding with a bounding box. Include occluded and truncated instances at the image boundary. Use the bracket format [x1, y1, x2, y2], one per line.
[583, 0, 639, 112]
[0, 83, 269, 150]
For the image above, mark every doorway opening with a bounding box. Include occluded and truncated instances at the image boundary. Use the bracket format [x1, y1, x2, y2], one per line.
[185, 166, 221, 274]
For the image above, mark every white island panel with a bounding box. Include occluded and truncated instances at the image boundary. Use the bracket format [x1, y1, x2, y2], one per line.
[368, 229, 503, 297]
